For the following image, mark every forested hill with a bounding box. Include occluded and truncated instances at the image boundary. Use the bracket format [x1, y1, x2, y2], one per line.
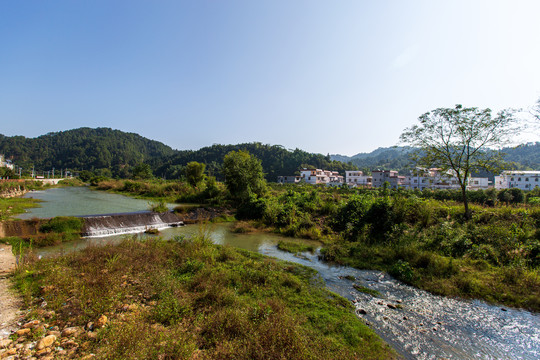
[0, 128, 176, 177]
[156, 143, 357, 181]
[331, 142, 540, 173]
[0, 128, 356, 180]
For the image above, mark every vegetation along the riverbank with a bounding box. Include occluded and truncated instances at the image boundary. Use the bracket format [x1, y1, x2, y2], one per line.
[8, 236, 395, 359]
[85, 159, 540, 312]
[239, 184, 540, 311]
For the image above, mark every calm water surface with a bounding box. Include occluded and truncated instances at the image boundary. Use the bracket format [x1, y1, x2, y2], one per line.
[18, 186, 175, 219]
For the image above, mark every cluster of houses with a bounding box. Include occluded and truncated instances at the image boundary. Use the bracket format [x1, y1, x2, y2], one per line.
[278, 168, 540, 191]
[0, 154, 14, 170]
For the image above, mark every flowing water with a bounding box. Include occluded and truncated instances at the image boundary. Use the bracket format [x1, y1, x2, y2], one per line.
[19, 187, 540, 359]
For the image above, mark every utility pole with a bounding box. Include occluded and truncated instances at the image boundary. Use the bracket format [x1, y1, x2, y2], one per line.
[52, 167, 55, 178]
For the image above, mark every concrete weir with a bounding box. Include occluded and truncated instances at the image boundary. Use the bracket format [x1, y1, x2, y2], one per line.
[81, 212, 184, 237]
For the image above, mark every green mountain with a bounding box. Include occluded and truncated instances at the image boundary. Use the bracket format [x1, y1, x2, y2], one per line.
[0, 128, 357, 180]
[331, 142, 540, 174]
[157, 143, 357, 181]
[0, 128, 176, 177]
[1, 127, 537, 181]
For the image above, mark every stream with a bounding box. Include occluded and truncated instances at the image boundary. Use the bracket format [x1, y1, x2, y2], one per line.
[19, 187, 540, 359]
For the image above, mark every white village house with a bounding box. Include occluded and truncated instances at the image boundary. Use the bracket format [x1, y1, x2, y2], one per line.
[279, 167, 538, 191]
[494, 171, 540, 191]
[277, 169, 344, 186]
[0, 154, 14, 170]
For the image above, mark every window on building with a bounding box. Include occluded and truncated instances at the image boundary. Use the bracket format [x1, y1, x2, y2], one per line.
[518, 178, 521, 181]
[536, 178, 539, 182]
[511, 178, 514, 181]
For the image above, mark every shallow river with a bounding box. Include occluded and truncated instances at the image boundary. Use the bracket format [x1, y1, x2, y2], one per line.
[20, 187, 540, 359]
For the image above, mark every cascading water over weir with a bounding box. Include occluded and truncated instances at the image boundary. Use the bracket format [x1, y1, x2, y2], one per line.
[81, 212, 184, 237]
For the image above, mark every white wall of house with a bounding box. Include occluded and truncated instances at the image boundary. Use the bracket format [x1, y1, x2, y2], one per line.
[345, 171, 371, 187]
[495, 171, 540, 190]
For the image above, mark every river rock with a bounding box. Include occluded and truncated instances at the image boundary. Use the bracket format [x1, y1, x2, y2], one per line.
[96, 315, 107, 328]
[36, 335, 57, 350]
[22, 320, 40, 329]
[356, 309, 367, 315]
[16, 328, 31, 336]
[387, 304, 397, 309]
[61, 326, 82, 337]
[0, 339, 12, 348]
[46, 330, 61, 338]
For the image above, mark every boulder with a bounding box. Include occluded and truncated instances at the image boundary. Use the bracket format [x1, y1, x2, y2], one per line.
[36, 335, 57, 350]
[16, 328, 31, 336]
[61, 326, 82, 337]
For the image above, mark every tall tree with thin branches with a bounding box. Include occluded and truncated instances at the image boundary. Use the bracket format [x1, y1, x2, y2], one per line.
[400, 104, 519, 219]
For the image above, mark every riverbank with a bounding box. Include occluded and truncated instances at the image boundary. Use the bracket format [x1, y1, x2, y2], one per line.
[0, 243, 21, 340]
[6, 237, 395, 359]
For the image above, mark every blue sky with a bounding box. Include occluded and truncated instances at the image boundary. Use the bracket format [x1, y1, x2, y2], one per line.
[1, 1, 539, 156]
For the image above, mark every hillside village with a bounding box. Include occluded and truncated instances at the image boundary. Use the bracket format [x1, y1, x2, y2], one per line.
[278, 168, 540, 191]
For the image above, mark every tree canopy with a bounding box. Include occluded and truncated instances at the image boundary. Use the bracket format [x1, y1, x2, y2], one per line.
[400, 104, 519, 219]
[222, 150, 267, 202]
[184, 161, 206, 187]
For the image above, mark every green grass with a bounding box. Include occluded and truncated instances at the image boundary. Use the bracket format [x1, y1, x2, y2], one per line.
[352, 284, 381, 297]
[277, 240, 316, 254]
[0, 197, 40, 221]
[13, 237, 395, 360]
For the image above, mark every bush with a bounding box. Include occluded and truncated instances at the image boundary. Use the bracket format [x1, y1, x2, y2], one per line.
[39, 216, 83, 234]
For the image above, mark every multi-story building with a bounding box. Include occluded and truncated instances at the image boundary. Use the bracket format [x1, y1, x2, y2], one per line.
[277, 169, 344, 186]
[494, 171, 540, 190]
[371, 170, 406, 189]
[345, 170, 372, 188]
[276, 175, 302, 184]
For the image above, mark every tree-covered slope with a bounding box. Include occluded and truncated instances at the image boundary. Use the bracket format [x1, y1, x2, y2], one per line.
[0, 129, 357, 180]
[0, 128, 175, 175]
[158, 143, 357, 181]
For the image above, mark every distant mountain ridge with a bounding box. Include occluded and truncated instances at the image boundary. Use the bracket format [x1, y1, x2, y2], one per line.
[0, 128, 538, 180]
[0, 128, 356, 180]
[331, 143, 540, 173]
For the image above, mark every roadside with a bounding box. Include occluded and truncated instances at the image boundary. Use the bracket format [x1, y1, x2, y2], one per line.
[0, 243, 21, 340]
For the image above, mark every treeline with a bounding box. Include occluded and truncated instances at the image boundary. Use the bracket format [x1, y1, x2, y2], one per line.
[157, 143, 357, 181]
[0, 128, 357, 181]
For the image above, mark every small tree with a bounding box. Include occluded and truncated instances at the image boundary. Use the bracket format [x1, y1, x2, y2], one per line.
[400, 104, 519, 219]
[222, 150, 266, 202]
[184, 161, 206, 187]
[132, 163, 153, 180]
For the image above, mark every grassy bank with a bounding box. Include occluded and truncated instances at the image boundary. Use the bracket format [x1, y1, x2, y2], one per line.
[1, 217, 84, 253]
[12, 237, 395, 359]
[93, 178, 226, 205]
[235, 185, 540, 312]
[0, 197, 40, 221]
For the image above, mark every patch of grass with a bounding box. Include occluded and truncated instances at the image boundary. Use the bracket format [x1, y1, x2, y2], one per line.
[13, 238, 396, 360]
[39, 216, 83, 233]
[150, 201, 169, 213]
[277, 240, 316, 254]
[352, 284, 381, 297]
[0, 197, 40, 221]
[231, 221, 259, 233]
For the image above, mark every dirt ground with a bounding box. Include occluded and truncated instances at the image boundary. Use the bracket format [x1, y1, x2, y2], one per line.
[0, 243, 21, 339]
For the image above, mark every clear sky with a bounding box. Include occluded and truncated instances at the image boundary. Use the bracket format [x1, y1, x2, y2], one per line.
[1, 0, 539, 156]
